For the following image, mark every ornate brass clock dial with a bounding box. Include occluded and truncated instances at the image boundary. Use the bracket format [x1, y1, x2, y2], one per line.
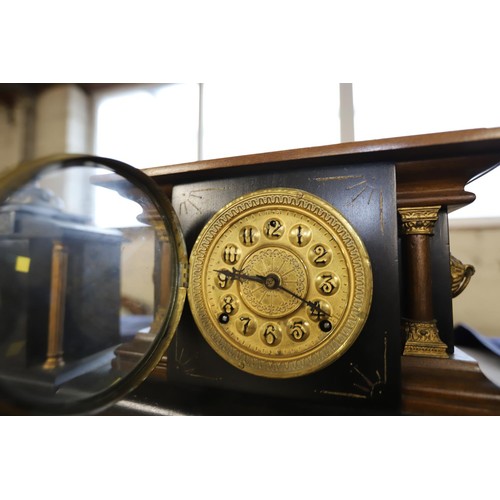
[188, 188, 373, 378]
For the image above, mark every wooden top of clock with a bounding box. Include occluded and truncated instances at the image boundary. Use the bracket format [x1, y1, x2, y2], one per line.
[145, 127, 500, 210]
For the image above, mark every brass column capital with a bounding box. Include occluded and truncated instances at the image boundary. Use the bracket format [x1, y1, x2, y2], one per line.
[398, 206, 440, 235]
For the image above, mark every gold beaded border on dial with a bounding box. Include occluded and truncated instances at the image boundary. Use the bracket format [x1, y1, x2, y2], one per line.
[188, 188, 373, 378]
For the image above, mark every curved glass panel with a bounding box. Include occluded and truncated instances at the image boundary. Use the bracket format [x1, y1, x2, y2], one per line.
[0, 157, 183, 414]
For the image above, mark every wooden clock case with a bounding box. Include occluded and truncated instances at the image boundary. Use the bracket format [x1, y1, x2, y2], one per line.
[111, 127, 500, 415]
[1, 128, 500, 415]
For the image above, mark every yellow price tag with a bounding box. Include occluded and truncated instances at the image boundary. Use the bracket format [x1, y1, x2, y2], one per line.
[15, 256, 31, 273]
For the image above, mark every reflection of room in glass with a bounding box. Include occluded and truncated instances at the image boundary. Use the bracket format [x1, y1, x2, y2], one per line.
[93, 185, 144, 228]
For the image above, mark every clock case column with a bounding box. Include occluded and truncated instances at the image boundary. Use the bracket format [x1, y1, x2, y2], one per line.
[398, 206, 450, 358]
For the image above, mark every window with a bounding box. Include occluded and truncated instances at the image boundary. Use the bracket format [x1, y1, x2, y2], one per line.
[94, 83, 342, 164]
[93, 84, 201, 227]
[94, 84, 200, 168]
[352, 82, 500, 221]
[202, 82, 341, 158]
[93, 83, 500, 220]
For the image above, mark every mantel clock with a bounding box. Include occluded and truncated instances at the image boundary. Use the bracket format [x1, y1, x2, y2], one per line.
[1, 128, 500, 415]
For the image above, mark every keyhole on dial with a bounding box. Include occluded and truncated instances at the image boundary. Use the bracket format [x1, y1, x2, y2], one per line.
[219, 313, 230, 324]
[319, 319, 333, 332]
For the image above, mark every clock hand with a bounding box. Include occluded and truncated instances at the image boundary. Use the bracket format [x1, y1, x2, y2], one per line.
[215, 268, 331, 318]
[215, 268, 266, 285]
[255, 274, 331, 318]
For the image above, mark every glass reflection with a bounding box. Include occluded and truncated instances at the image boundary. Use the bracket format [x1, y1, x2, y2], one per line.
[0, 162, 174, 411]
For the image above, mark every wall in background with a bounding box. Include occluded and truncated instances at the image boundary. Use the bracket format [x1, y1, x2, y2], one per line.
[0, 84, 91, 174]
[0, 97, 30, 172]
[449, 221, 500, 338]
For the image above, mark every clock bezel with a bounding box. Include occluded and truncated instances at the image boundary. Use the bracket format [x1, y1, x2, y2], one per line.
[0, 154, 188, 415]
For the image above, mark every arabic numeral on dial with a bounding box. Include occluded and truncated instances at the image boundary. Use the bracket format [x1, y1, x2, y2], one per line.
[220, 294, 239, 316]
[307, 299, 331, 322]
[309, 244, 332, 267]
[239, 225, 259, 246]
[216, 269, 233, 289]
[289, 224, 312, 247]
[315, 272, 339, 296]
[222, 244, 241, 265]
[237, 315, 257, 336]
[264, 325, 277, 345]
[260, 323, 282, 346]
[287, 318, 310, 342]
[264, 218, 284, 239]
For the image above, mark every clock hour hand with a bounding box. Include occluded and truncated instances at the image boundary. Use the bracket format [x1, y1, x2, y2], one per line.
[215, 268, 266, 285]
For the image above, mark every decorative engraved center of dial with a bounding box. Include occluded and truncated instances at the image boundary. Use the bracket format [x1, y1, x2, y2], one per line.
[239, 246, 308, 318]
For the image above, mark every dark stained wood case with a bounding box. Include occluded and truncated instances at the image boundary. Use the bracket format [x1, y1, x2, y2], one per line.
[131, 128, 500, 415]
[166, 162, 401, 414]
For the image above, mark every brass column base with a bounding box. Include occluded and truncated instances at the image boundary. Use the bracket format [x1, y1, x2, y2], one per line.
[43, 356, 65, 370]
[402, 319, 448, 358]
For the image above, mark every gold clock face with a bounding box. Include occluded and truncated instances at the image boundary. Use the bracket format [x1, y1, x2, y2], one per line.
[188, 188, 373, 378]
